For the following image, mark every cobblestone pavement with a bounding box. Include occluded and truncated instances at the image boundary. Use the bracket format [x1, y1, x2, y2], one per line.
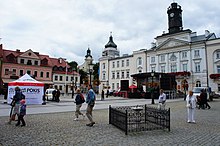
[0, 99, 219, 146]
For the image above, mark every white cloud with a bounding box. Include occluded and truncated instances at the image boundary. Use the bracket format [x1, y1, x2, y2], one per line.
[1, 0, 220, 65]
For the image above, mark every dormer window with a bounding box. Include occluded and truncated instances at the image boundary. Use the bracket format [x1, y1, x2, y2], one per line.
[20, 59, 24, 64]
[27, 60, 32, 65]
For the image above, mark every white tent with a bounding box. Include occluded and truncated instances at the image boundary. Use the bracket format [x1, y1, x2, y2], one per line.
[7, 73, 44, 105]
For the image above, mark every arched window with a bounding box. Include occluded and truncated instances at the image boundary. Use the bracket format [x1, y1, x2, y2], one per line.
[196, 81, 201, 87]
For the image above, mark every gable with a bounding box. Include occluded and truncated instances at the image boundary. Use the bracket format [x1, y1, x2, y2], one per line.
[156, 38, 189, 50]
[19, 49, 40, 59]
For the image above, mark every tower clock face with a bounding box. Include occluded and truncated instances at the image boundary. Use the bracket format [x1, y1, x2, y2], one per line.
[170, 13, 174, 17]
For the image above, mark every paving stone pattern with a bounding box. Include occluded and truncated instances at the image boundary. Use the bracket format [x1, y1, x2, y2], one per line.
[0, 99, 220, 146]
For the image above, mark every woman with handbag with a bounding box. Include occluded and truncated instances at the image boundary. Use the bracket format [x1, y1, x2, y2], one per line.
[186, 90, 197, 123]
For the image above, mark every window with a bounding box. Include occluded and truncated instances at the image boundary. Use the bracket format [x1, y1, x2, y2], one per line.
[20, 59, 24, 64]
[27, 60, 32, 65]
[117, 61, 119, 68]
[161, 66, 165, 73]
[121, 71, 124, 79]
[151, 57, 155, 63]
[194, 50, 200, 57]
[182, 51, 187, 58]
[46, 72, 49, 78]
[151, 67, 155, 72]
[183, 64, 187, 72]
[217, 51, 220, 59]
[112, 62, 115, 68]
[12, 69, 16, 75]
[102, 63, 105, 69]
[137, 57, 142, 66]
[160, 55, 165, 62]
[122, 60, 124, 67]
[27, 70, 31, 75]
[66, 76, 68, 81]
[34, 71, 37, 77]
[195, 63, 200, 72]
[112, 83, 115, 90]
[218, 84, 220, 92]
[171, 64, 177, 72]
[126, 71, 130, 78]
[196, 81, 201, 87]
[112, 72, 115, 79]
[126, 59, 129, 66]
[59, 85, 62, 91]
[34, 61, 38, 65]
[117, 83, 119, 89]
[5, 69, 9, 75]
[40, 72, 43, 77]
[217, 65, 220, 73]
[59, 76, 63, 81]
[20, 70, 24, 76]
[55, 75, 58, 81]
[102, 73, 106, 80]
[116, 72, 120, 79]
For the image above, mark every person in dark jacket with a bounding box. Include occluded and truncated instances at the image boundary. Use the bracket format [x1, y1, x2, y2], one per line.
[8, 86, 24, 124]
[74, 88, 85, 121]
[16, 99, 26, 127]
[101, 89, 104, 101]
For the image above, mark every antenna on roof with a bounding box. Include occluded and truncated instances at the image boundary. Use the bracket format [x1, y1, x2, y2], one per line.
[110, 31, 112, 36]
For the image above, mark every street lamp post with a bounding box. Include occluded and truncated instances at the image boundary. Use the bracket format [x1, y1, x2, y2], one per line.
[151, 71, 155, 104]
[88, 64, 93, 85]
[72, 68, 76, 99]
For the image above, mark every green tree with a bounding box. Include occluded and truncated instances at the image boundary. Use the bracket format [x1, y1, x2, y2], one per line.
[68, 61, 78, 70]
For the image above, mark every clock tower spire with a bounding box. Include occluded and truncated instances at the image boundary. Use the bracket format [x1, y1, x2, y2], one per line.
[167, 2, 183, 34]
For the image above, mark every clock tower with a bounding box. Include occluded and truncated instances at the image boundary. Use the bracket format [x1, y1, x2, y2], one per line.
[167, 2, 183, 34]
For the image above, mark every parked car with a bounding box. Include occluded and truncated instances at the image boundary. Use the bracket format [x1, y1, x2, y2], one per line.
[45, 88, 55, 101]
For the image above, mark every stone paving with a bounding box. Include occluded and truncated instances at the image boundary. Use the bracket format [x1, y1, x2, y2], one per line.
[0, 98, 219, 146]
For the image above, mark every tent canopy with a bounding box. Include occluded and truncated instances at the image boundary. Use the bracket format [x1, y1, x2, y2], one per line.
[8, 73, 44, 105]
[9, 73, 44, 86]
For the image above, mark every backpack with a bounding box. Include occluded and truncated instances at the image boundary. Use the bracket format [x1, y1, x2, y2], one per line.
[80, 93, 85, 103]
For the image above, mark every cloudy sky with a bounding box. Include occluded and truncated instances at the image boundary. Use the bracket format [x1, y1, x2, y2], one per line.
[1, 0, 220, 65]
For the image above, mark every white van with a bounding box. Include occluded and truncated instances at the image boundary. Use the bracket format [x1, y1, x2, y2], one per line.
[45, 89, 55, 101]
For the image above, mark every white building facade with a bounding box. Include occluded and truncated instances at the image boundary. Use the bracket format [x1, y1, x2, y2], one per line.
[98, 2, 220, 94]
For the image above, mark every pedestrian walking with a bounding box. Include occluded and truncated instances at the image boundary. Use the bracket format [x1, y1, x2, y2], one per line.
[186, 90, 197, 123]
[85, 85, 96, 127]
[16, 99, 26, 127]
[203, 89, 211, 109]
[158, 89, 166, 110]
[74, 88, 85, 121]
[106, 89, 109, 98]
[8, 86, 25, 124]
[101, 89, 104, 101]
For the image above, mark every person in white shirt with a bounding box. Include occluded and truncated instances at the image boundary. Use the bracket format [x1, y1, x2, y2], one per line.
[186, 90, 197, 123]
[158, 89, 166, 110]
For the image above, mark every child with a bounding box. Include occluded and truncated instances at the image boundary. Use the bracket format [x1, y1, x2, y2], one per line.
[16, 99, 26, 127]
[74, 88, 85, 121]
